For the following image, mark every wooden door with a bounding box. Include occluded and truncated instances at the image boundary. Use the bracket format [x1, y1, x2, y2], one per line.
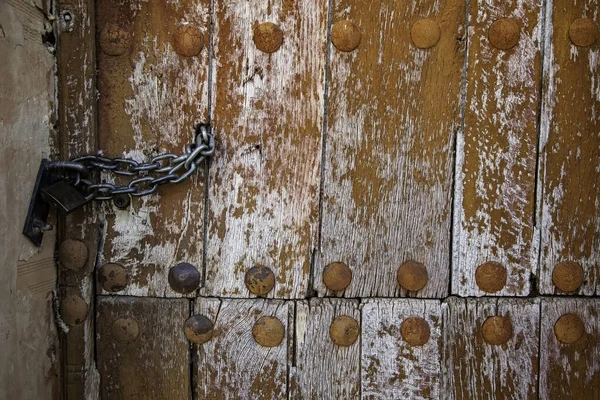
[54, 0, 600, 398]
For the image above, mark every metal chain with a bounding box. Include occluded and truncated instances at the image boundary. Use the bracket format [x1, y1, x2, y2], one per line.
[70, 124, 214, 201]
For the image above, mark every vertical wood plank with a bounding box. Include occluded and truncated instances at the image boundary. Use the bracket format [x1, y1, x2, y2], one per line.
[204, 0, 328, 298]
[442, 297, 539, 400]
[362, 299, 443, 399]
[96, 297, 191, 399]
[538, 0, 600, 295]
[317, 0, 466, 298]
[96, 0, 210, 297]
[291, 298, 361, 399]
[452, 0, 541, 296]
[539, 298, 600, 399]
[195, 299, 291, 399]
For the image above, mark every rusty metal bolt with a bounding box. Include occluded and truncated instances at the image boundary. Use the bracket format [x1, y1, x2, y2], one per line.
[168, 263, 201, 294]
[252, 316, 285, 347]
[99, 22, 131, 56]
[111, 317, 140, 344]
[244, 265, 275, 296]
[552, 261, 584, 293]
[253, 22, 283, 53]
[323, 262, 352, 292]
[554, 313, 585, 344]
[475, 261, 507, 293]
[173, 25, 204, 57]
[331, 20, 361, 52]
[58, 238, 88, 270]
[60, 295, 89, 326]
[488, 18, 520, 50]
[400, 316, 430, 346]
[329, 315, 359, 347]
[184, 315, 214, 344]
[98, 263, 130, 293]
[482, 316, 513, 345]
[397, 261, 428, 291]
[569, 18, 598, 47]
[411, 18, 441, 49]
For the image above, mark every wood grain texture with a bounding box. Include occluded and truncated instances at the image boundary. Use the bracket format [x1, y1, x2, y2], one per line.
[195, 298, 291, 399]
[291, 298, 361, 399]
[452, 0, 541, 296]
[96, 296, 190, 399]
[96, 0, 210, 297]
[316, 0, 466, 298]
[442, 297, 539, 400]
[204, 0, 328, 299]
[538, 0, 600, 295]
[362, 299, 442, 399]
[539, 298, 600, 399]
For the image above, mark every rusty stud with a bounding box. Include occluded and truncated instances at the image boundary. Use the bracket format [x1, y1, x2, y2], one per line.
[59, 295, 89, 326]
[554, 313, 585, 344]
[397, 261, 428, 291]
[411, 18, 441, 49]
[400, 316, 430, 346]
[58, 238, 88, 270]
[172, 25, 204, 57]
[184, 315, 214, 344]
[475, 261, 507, 293]
[331, 20, 361, 52]
[111, 317, 140, 344]
[253, 22, 283, 53]
[552, 261, 584, 293]
[244, 265, 275, 296]
[168, 262, 201, 294]
[569, 18, 598, 47]
[98, 263, 130, 293]
[488, 18, 520, 50]
[113, 193, 131, 209]
[252, 316, 285, 347]
[329, 315, 359, 347]
[482, 316, 513, 345]
[99, 22, 132, 56]
[323, 262, 352, 292]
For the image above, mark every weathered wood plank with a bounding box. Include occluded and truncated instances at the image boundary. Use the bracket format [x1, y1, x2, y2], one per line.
[442, 297, 539, 400]
[452, 0, 541, 296]
[539, 298, 600, 399]
[96, 0, 210, 297]
[96, 296, 190, 399]
[195, 298, 291, 399]
[538, 0, 600, 295]
[316, 0, 466, 298]
[204, 0, 328, 299]
[362, 299, 442, 399]
[290, 298, 361, 399]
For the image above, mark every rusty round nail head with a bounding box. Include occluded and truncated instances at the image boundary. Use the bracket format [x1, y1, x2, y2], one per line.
[184, 315, 214, 344]
[60, 295, 89, 326]
[569, 18, 598, 47]
[552, 261, 584, 293]
[173, 24, 204, 57]
[400, 316, 430, 346]
[329, 315, 359, 347]
[252, 316, 285, 347]
[488, 18, 520, 50]
[58, 238, 88, 270]
[411, 18, 441, 49]
[244, 265, 275, 296]
[323, 262, 352, 292]
[112, 317, 140, 344]
[554, 313, 585, 344]
[253, 22, 283, 53]
[397, 261, 428, 291]
[331, 20, 362, 52]
[482, 316, 513, 345]
[475, 261, 507, 293]
[168, 262, 201, 294]
[99, 22, 132, 56]
[98, 263, 130, 293]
